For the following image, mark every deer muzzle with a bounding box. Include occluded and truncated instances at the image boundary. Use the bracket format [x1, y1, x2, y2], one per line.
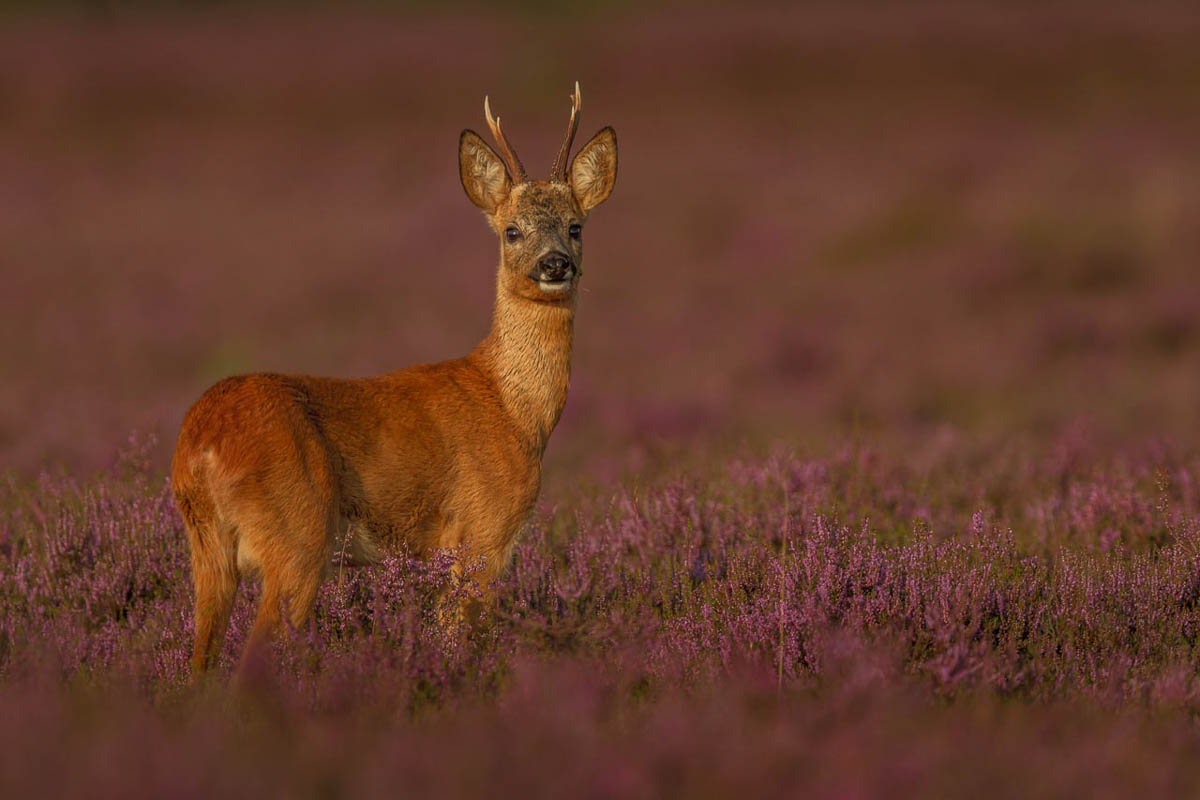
[529, 251, 577, 288]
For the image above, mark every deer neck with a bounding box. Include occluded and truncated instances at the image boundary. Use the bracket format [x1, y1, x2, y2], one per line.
[472, 280, 576, 454]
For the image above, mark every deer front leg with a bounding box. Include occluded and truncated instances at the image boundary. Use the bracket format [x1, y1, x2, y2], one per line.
[458, 532, 518, 627]
[433, 520, 504, 628]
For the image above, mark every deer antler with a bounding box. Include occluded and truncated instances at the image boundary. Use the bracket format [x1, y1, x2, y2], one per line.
[484, 95, 527, 183]
[551, 81, 582, 183]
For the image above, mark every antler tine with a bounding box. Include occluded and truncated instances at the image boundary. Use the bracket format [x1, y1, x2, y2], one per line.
[483, 95, 527, 182]
[550, 81, 582, 183]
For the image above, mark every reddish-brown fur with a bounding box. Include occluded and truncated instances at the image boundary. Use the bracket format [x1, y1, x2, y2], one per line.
[171, 85, 617, 675]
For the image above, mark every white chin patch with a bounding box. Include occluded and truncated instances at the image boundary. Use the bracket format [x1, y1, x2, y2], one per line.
[538, 280, 571, 293]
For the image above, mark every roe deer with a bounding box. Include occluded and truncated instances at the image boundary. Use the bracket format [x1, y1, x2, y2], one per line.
[171, 83, 617, 675]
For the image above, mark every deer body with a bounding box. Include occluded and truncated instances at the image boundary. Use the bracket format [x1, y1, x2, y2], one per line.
[172, 85, 616, 674]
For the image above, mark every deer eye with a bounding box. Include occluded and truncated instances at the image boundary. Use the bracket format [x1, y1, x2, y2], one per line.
[568, 224, 582, 240]
[504, 227, 522, 244]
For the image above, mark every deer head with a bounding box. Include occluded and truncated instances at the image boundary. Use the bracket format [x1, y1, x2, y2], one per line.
[458, 82, 618, 304]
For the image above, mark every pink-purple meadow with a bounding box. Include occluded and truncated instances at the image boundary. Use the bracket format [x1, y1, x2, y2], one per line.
[3, 2, 1200, 796]
[5, 431, 1200, 796]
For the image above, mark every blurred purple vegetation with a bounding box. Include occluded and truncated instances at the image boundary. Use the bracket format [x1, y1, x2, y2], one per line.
[5, 431, 1200, 795]
[4, 1, 1200, 795]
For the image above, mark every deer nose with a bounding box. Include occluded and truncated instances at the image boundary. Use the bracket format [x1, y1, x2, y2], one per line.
[534, 252, 576, 282]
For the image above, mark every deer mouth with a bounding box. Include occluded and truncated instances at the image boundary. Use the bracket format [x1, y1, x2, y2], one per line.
[528, 262, 578, 294]
[536, 277, 575, 293]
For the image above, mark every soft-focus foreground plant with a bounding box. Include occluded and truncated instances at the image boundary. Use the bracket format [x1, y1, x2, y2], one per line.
[3, 430, 1200, 796]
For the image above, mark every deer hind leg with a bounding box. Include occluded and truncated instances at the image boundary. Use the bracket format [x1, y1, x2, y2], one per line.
[177, 481, 240, 677]
[236, 496, 337, 675]
[241, 554, 326, 666]
[191, 525, 240, 676]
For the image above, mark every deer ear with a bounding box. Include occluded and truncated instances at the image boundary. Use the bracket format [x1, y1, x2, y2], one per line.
[569, 127, 617, 212]
[459, 130, 512, 213]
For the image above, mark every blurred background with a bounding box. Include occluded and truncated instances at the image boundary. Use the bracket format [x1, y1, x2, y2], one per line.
[1, 0, 1198, 488]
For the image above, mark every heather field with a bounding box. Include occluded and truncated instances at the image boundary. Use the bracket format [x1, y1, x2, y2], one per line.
[4, 2, 1200, 796]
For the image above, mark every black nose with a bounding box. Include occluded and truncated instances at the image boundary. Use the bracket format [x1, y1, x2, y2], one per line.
[535, 251, 576, 282]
